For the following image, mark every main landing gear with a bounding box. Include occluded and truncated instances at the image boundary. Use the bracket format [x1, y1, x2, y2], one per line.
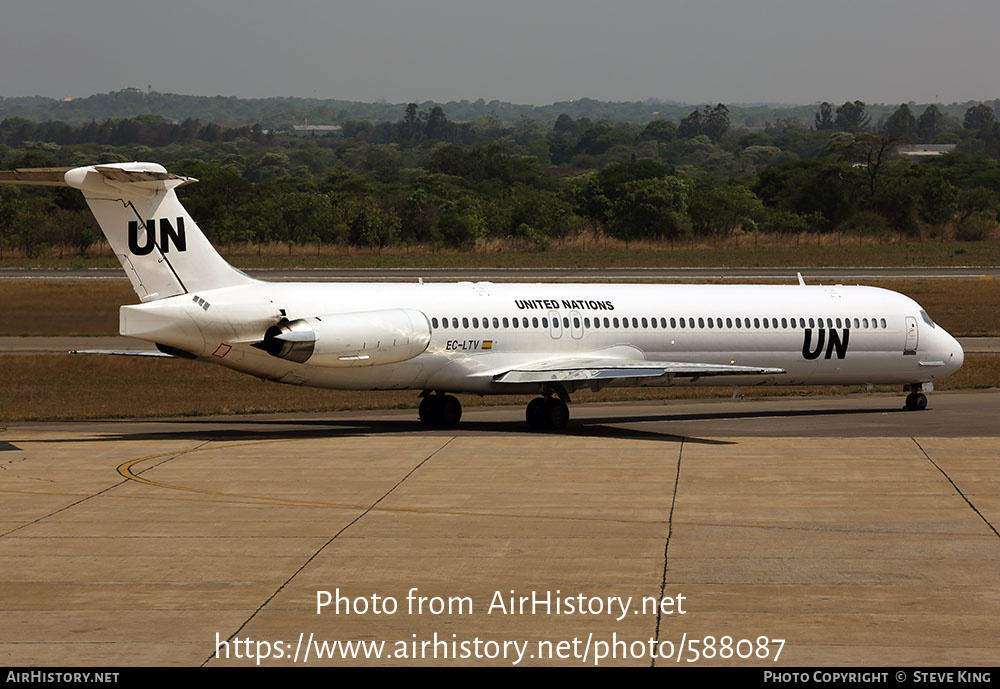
[418, 386, 573, 431]
[903, 384, 929, 411]
[526, 384, 572, 431]
[525, 396, 570, 431]
[418, 392, 462, 428]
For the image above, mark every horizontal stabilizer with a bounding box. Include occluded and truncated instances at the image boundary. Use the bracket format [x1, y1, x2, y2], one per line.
[0, 165, 195, 187]
[493, 358, 785, 384]
[92, 165, 193, 185]
[0, 167, 74, 186]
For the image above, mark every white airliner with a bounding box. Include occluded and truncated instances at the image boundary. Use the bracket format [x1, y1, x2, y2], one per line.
[1, 162, 964, 429]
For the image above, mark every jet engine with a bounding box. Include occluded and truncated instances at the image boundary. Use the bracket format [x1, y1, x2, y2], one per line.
[254, 308, 431, 367]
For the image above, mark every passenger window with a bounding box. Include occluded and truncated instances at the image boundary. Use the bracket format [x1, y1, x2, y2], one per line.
[452, 318, 459, 328]
[532, 317, 539, 328]
[432, 317, 439, 328]
[762, 318, 769, 329]
[631, 318, 638, 328]
[780, 318, 787, 328]
[881, 318, 887, 328]
[835, 318, 841, 328]
[472, 318, 479, 328]
[650, 317, 656, 329]
[462, 318, 469, 328]
[808, 318, 814, 328]
[670, 317, 677, 328]
[573, 317, 580, 328]
[584, 318, 591, 328]
[753, 318, 760, 328]
[563, 317, 569, 328]
[698, 318, 705, 328]
[492, 317, 500, 328]
[512, 318, 519, 328]
[603, 317, 610, 327]
[744, 318, 751, 328]
[642, 317, 648, 328]
[502, 317, 509, 328]
[707, 318, 714, 329]
[542, 317, 548, 328]
[735, 318, 741, 329]
[679, 318, 685, 329]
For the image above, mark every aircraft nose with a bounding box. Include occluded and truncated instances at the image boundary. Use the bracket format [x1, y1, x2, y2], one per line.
[946, 331, 964, 374]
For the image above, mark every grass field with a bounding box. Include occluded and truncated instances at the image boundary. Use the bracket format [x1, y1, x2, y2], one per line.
[0, 353, 996, 423]
[2, 237, 1000, 270]
[2, 278, 998, 337]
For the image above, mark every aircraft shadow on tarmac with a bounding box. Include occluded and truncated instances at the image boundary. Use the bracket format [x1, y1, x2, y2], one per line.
[15, 404, 909, 447]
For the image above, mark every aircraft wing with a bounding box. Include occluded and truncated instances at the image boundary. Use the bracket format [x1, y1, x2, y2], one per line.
[492, 358, 785, 384]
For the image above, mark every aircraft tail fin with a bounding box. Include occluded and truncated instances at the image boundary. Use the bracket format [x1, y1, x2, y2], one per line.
[0, 162, 256, 301]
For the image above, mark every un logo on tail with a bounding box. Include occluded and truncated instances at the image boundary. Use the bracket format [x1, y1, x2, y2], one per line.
[802, 328, 850, 360]
[127, 217, 187, 255]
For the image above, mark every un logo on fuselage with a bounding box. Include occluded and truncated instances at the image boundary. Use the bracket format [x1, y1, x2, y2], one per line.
[127, 217, 187, 255]
[802, 328, 850, 360]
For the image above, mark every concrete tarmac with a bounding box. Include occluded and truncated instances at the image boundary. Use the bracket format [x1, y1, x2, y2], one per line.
[1, 391, 999, 667]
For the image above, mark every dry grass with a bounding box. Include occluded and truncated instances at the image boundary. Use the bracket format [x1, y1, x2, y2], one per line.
[2, 233, 1000, 269]
[2, 278, 998, 337]
[1, 353, 996, 423]
[865, 279, 1000, 337]
[0, 281, 132, 336]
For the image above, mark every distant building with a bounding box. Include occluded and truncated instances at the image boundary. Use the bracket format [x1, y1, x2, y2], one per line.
[896, 144, 957, 158]
[292, 124, 342, 136]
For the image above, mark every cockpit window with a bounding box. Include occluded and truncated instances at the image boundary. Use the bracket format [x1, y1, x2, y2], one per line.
[919, 309, 936, 328]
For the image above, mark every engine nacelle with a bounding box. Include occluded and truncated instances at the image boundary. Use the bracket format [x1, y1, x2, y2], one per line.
[256, 308, 431, 367]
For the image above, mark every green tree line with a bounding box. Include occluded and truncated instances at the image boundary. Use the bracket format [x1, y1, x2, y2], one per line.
[2, 99, 1000, 258]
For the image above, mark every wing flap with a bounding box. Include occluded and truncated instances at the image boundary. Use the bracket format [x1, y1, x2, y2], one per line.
[492, 358, 785, 384]
[70, 349, 176, 358]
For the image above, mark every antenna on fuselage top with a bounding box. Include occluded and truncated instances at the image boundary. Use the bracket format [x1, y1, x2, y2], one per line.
[796, 272, 806, 286]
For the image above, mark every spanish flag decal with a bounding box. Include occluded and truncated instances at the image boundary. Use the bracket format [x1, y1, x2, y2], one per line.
[482, 340, 494, 350]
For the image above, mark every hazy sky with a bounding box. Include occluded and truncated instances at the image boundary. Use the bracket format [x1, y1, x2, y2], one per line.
[1, 0, 998, 105]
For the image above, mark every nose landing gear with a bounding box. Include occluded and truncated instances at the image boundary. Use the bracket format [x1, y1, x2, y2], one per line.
[903, 384, 929, 411]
